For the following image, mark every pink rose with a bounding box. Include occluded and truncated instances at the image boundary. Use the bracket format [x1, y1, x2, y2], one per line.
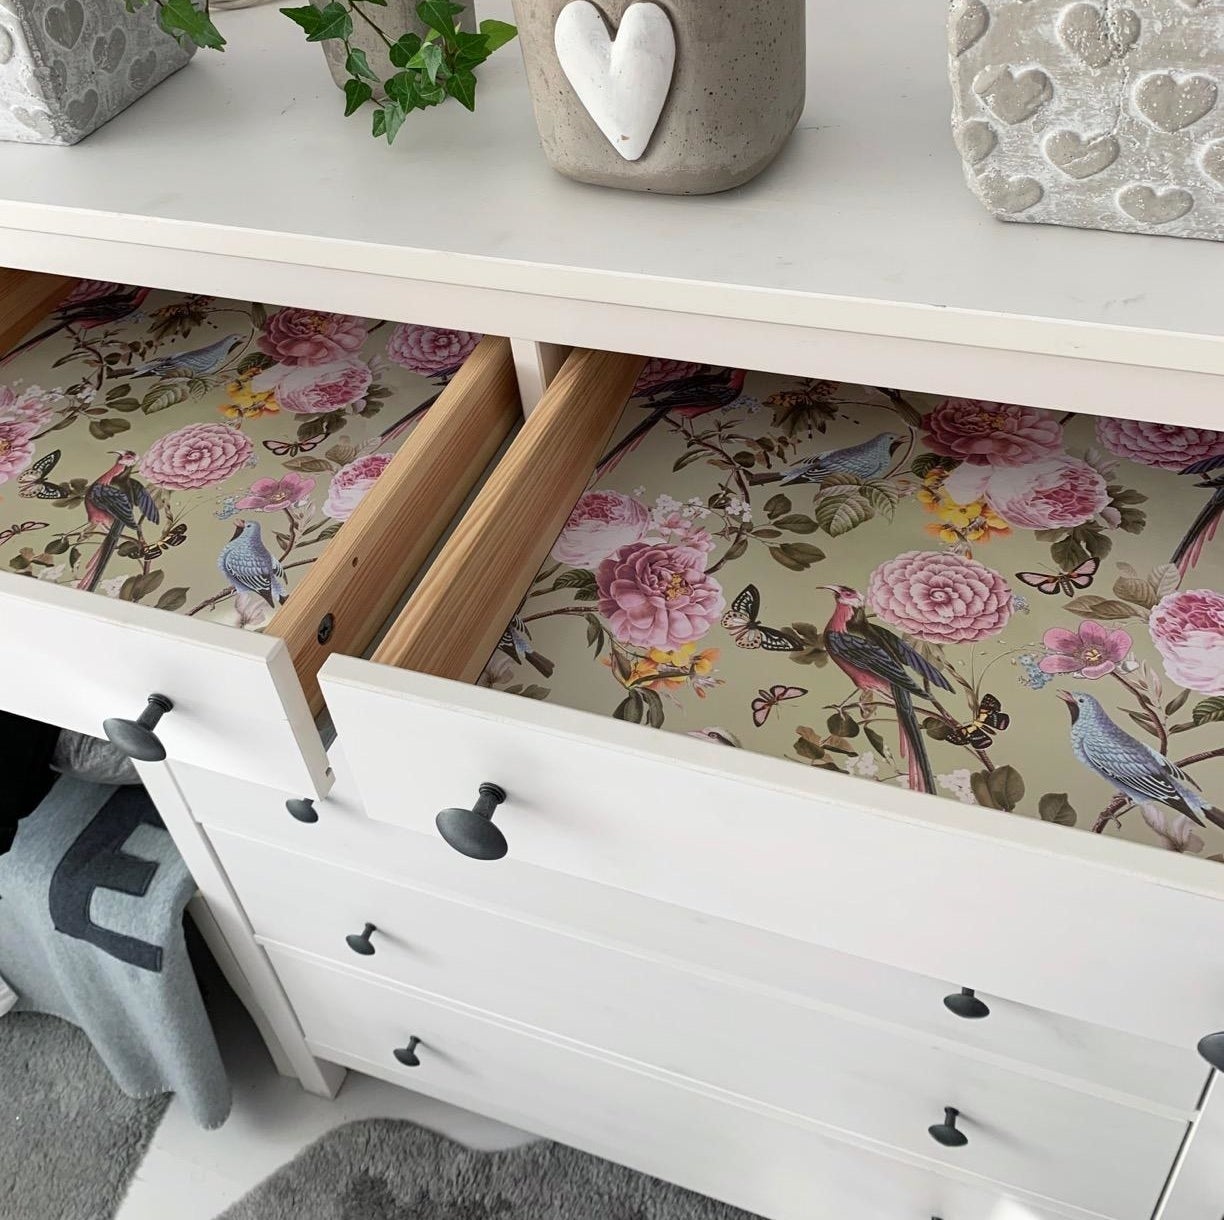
[945, 455, 1109, 530]
[633, 358, 705, 397]
[1039, 620, 1132, 679]
[921, 399, 1064, 467]
[254, 357, 373, 415]
[258, 308, 369, 367]
[867, 550, 1013, 643]
[0, 418, 36, 483]
[1096, 418, 1224, 472]
[386, 325, 480, 376]
[0, 386, 54, 482]
[139, 422, 254, 490]
[1149, 589, 1224, 694]
[235, 472, 316, 511]
[551, 490, 651, 567]
[323, 452, 393, 521]
[596, 541, 725, 651]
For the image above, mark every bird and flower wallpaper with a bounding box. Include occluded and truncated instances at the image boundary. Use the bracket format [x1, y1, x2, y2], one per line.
[0, 280, 478, 627]
[483, 359, 1224, 862]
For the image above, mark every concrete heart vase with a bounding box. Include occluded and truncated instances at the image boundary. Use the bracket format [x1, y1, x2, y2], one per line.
[949, 0, 1224, 242]
[512, 0, 805, 195]
[0, 0, 199, 146]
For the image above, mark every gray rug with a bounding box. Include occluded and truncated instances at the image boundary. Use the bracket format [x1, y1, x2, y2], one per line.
[220, 1118, 758, 1220]
[0, 1012, 168, 1220]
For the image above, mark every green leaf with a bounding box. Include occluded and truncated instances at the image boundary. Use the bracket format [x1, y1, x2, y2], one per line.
[141, 382, 190, 414]
[1038, 792, 1077, 827]
[812, 490, 873, 537]
[768, 542, 825, 572]
[446, 67, 477, 110]
[923, 716, 951, 741]
[416, 0, 463, 38]
[969, 770, 995, 808]
[382, 100, 409, 142]
[613, 690, 645, 724]
[158, 0, 226, 48]
[280, 4, 324, 36]
[861, 482, 899, 520]
[372, 106, 387, 137]
[1112, 574, 1157, 610]
[106, 383, 132, 401]
[156, 586, 189, 612]
[408, 40, 445, 83]
[827, 711, 859, 738]
[773, 513, 817, 534]
[720, 537, 749, 564]
[345, 47, 380, 81]
[88, 417, 130, 440]
[763, 494, 791, 520]
[911, 453, 955, 480]
[283, 1, 351, 40]
[121, 569, 164, 603]
[639, 687, 665, 728]
[384, 71, 419, 108]
[1049, 532, 1088, 570]
[415, 78, 446, 106]
[1192, 697, 1224, 726]
[1166, 689, 1191, 716]
[283, 457, 334, 473]
[864, 724, 887, 756]
[986, 764, 1025, 812]
[478, 17, 517, 51]
[1064, 595, 1144, 621]
[343, 78, 373, 116]
[550, 568, 599, 601]
[389, 32, 424, 67]
[44, 536, 68, 556]
[1150, 563, 1180, 601]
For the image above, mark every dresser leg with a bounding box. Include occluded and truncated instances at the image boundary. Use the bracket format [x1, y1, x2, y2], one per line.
[509, 339, 571, 416]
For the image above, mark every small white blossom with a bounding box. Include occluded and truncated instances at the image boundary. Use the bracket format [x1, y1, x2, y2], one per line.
[937, 769, 978, 805]
[36, 563, 66, 582]
[846, 753, 880, 778]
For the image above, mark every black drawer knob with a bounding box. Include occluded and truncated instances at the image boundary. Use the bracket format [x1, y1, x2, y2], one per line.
[393, 1036, 422, 1067]
[285, 797, 318, 824]
[944, 987, 990, 1020]
[346, 922, 378, 957]
[102, 694, 173, 762]
[1198, 1031, 1224, 1071]
[436, 783, 508, 860]
[928, 1107, 968, 1148]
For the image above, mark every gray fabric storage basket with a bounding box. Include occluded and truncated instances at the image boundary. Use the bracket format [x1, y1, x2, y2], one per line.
[0, 0, 197, 145]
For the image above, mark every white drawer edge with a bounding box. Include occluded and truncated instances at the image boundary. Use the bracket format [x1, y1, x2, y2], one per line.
[319, 656, 1224, 903]
[235, 836, 1196, 1121]
[300, 1035, 1116, 1220]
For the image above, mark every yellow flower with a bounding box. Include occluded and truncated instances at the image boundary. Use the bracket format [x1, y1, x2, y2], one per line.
[608, 642, 723, 694]
[219, 373, 278, 420]
[917, 467, 1008, 544]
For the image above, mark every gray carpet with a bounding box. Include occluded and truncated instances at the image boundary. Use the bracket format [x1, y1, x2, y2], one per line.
[0, 1012, 168, 1220]
[220, 1118, 758, 1220]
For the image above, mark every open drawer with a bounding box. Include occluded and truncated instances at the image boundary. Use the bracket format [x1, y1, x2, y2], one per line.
[320, 349, 1224, 1056]
[0, 270, 519, 793]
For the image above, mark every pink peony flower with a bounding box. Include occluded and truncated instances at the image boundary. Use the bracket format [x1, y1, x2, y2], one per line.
[235, 472, 316, 511]
[323, 452, 393, 521]
[945, 455, 1109, 530]
[1096, 418, 1224, 472]
[1149, 589, 1224, 694]
[1038, 620, 1132, 679]
[254, 357, 373, 415]
[0, 418, 37, 483]
[386, 325, 480, 376]
[596, 541, 725, 652]
[258, 308, 369, 367]
[867, 550, 1013, 643]
[139, 422, 254, 490]
[633, 358, 705, 397]
[921, 399, 1064, 467]
[0, 384, 53, 430]
[551, 490, 651, 568]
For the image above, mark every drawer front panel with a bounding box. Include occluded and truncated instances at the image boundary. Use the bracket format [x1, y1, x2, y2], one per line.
[0, 575, 330, 794]
[321, 658, 1224, 1062]
[269, 947, 1080, 1220]
[180, 758, 1208, 1112]
[240, 845, 1184, 1218]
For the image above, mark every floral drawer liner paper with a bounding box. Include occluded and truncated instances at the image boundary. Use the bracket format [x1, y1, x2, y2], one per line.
[0, 281, 479, 629]
[484, 361, 1224, 863]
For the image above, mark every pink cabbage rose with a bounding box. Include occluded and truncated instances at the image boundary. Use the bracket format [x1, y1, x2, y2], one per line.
[551, 490, 651, 567]
[386, 325, 480, 376]
[323, 452, 393, 521]
[1096, 418, 1224, 471]
[1038, 620, 1132, 679]
[1149, 589, 1224, 694]
[258, 308, 369, 367]
[0, 385, 53, 483]
[944, 455, 1109, 530]
[596, 541, 725, 651]
[139, 423, 254, 490]
[633, 358, 705, 397]
[867, 550, 1013, 643]
[921, 399, 1064, 466]
[254, 357, 373, 415]
[235, 472, 316, 511]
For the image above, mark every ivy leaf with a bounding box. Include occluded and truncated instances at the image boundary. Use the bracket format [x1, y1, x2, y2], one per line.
[343, 78, 373, 116]
[1192, 697, 1224, 726]
[416, 0, 463, 39]
[389, 32, 423, 67]
[446, 68, 478, 109]
[345, 47, 380, 82]
[158, 0, 226, 48]
[1064, 595, 1144, 621]
[381, 100, 409, 142]
[479, 18, 518, 51]
[281, 2, 350, 41]
[384, 71, 419, 109]
[1038, 793, 1077, 827]
[409, 40, 445, 84]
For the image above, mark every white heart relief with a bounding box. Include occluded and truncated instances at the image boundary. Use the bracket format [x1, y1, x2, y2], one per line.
[554, 0, 675, 162]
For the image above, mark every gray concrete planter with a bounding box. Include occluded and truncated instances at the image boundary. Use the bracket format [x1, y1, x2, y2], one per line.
[0, 0, 198, 145]
[512, 0, 805, 195]
[949, 0, 1224, 242]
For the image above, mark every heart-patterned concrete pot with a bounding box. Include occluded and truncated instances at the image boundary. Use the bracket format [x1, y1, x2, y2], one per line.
[512, 0, 805, 195]
[0, 0, 198, 145]
[949, 0, 1224, 241]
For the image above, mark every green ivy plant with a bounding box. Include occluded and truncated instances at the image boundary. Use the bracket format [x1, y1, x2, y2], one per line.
[124, 0, 516, 141]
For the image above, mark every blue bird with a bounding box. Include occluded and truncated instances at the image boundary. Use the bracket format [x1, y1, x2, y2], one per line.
[1058, 690, 1224, 829]
[133, 334, 242, 379]
[748, 432, 902, 486]
[218, 520, 288, 609]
